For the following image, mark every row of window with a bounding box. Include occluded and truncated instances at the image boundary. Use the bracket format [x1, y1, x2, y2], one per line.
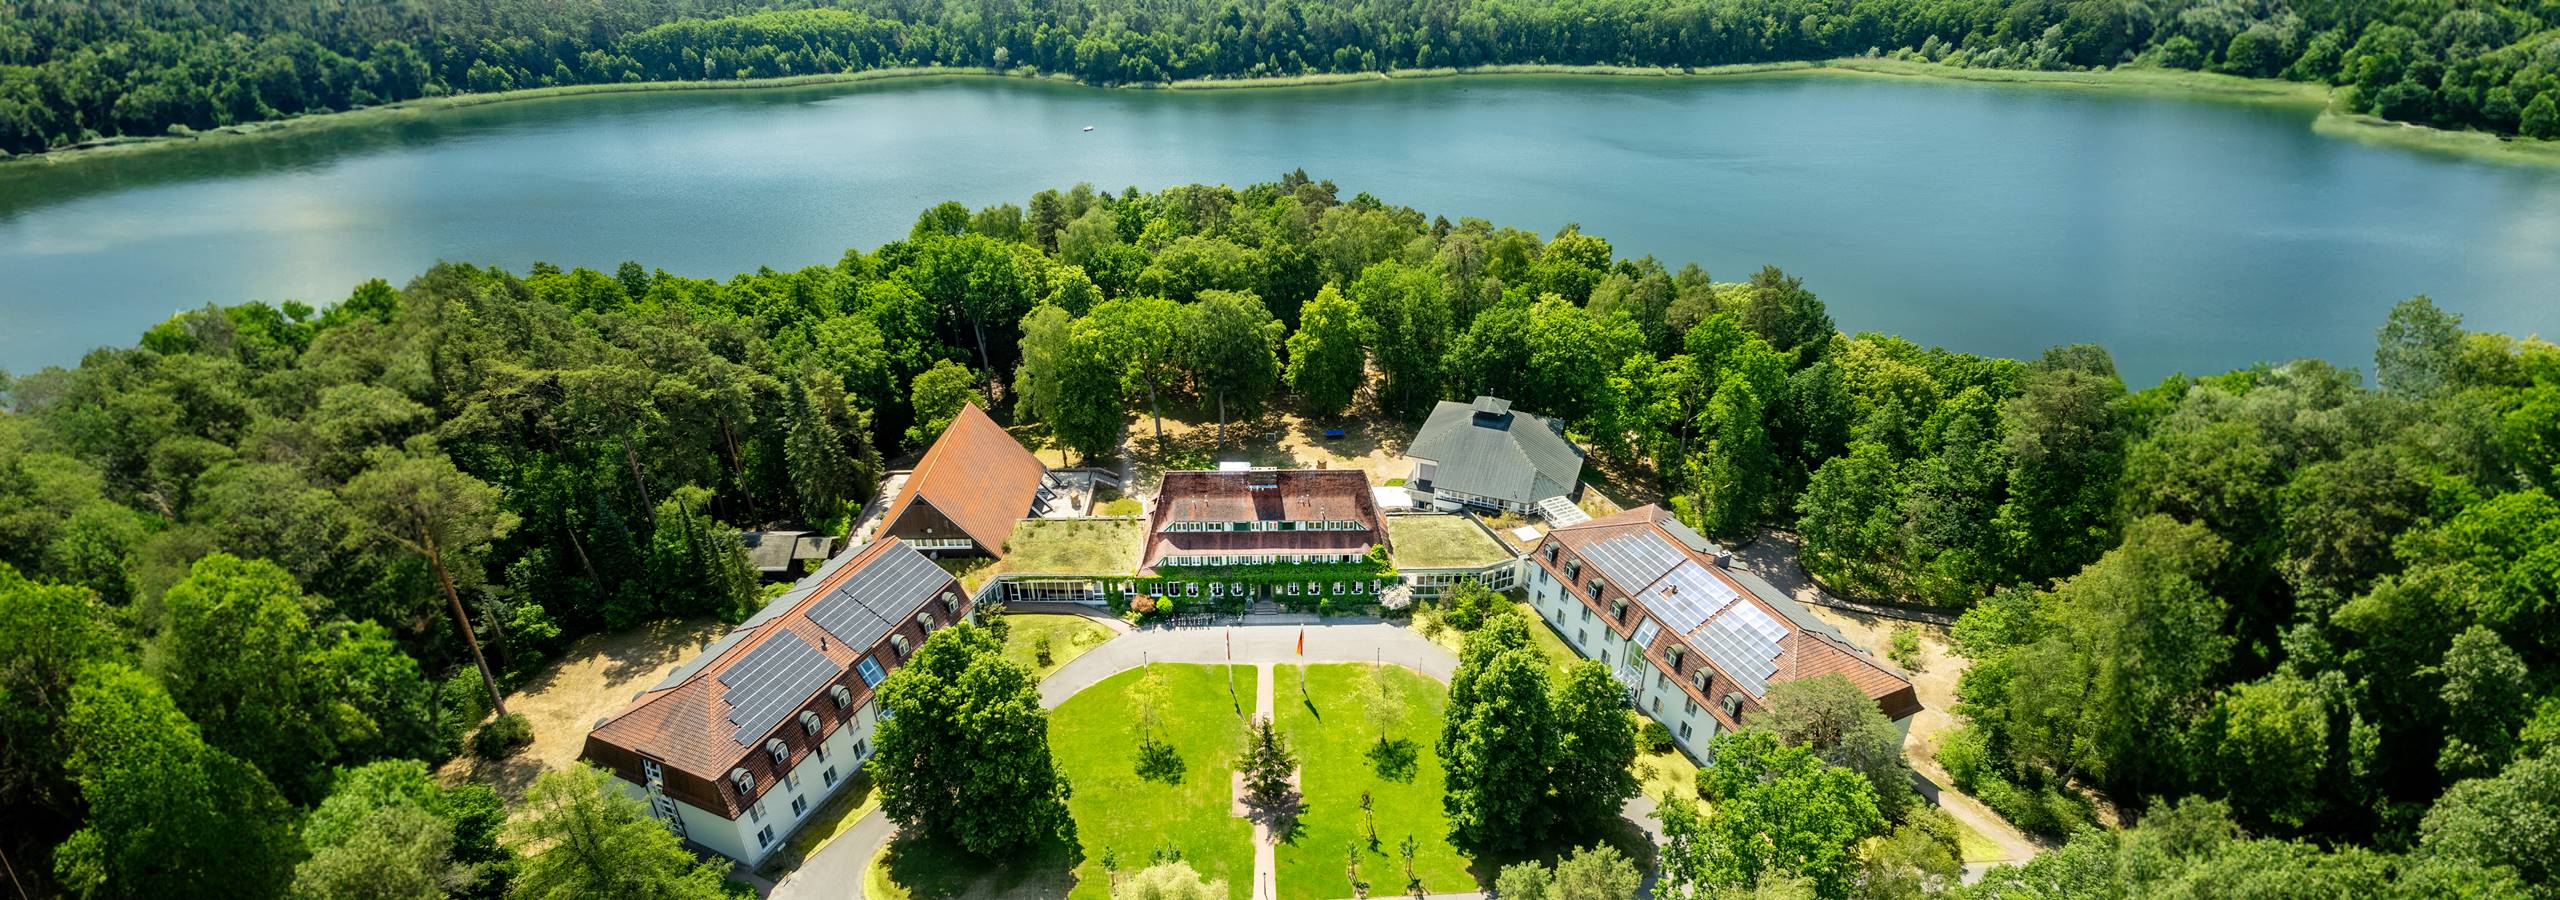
[1160, 519, 1368, 533]
[1535, 544, 1746, 725]
[1161, 579, 1388, 597]
[728, 614, 930, 802]
[751, 746, 867, 849]
[1159, 551, 1366, 567]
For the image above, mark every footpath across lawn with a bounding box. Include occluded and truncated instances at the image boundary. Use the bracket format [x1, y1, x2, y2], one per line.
[1273, 664, 1476, 900]
[1051, 663, 1262, 900]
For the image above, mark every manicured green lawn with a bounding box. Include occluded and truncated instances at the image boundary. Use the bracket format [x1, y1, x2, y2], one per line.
[1273, 664, 1476, 900]
[1002, 613, 1116, 679]
[1050, 664, 1262, 900]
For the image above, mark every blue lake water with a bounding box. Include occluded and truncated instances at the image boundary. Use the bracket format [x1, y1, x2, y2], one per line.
[4, 73, 2558, 381]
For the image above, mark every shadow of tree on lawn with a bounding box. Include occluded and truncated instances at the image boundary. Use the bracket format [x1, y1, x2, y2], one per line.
[1365, 738, 1419, 783]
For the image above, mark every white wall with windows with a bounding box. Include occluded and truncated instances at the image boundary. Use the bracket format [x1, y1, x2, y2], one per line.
[1525, 558, 1721, 761]
[612, 610, 977, 866]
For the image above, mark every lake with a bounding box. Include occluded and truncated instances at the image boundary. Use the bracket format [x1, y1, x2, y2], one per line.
[3, 73, 2557, 382]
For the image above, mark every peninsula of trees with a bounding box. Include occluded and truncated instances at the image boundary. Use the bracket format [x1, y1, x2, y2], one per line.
[4, 0, 2558, 157]
[1, 174, 2555, 895]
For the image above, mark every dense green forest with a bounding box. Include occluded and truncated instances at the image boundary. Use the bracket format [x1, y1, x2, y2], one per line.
[3, 174, 2556, 896]
[4, 0, 2559, 156]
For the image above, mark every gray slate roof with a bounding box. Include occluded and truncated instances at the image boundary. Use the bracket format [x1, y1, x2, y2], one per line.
[1407, 396, 1586, 507]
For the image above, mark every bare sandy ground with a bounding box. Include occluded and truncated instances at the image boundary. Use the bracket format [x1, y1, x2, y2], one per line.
[438, 617, 731, 800]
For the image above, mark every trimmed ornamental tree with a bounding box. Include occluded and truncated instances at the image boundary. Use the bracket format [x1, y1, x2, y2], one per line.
[873, 623, 1078, 856]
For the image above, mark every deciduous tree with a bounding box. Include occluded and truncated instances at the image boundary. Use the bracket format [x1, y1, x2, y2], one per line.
[874, 623, 1077, 855]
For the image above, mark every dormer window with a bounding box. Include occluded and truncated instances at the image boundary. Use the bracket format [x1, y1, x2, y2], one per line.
[1692, 670, 1711, 693]
[1722, 692, 1745, 720]
[1564, 559, 1582, 580]
[916, 611, 937, 632]
[799, 710, 823, 737]
[829, 684, 853, 709]
[891, 634, 913, 659]
[1609, 597, 1627, 621]
[940, 590, 960, 613]
[730, 768, 755, 797]
[766, 738, 790, 768]
[1544, 544, 1559, 563]
[1666, 646, 1686, 670]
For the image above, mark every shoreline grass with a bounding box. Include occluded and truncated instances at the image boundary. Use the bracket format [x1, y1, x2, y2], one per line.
[10, 55, 2555, 173]
[0, 66, 1035, 172]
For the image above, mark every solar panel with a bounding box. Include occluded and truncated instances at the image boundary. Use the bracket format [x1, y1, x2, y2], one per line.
[719, 632, 835, 745]
[808, 544, 948, 648]
[1579, 533, 1684, 589]
[1647, 563, 1741, 633]
[1694, 600, 1787, 695]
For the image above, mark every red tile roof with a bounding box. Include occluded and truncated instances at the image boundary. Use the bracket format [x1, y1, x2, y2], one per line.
[1539, 505, 1920, 724]
[882, 402, 1046, 556]
[581, 539, 965, 818]
[1142, 469, 1388, 571]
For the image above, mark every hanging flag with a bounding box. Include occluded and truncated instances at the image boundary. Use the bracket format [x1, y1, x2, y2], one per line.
[1296, 628, 1305, 657]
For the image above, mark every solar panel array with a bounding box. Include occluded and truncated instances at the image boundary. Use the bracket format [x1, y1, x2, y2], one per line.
[808, 544, 949, 649]
[1646, 562, 1742, 633]
[1579, 532, 1684, 590]
[1694, 600, 1787, 696]
[719, 631, 835, 745]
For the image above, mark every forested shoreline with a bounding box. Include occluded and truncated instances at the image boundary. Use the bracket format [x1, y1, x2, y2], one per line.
[4, 0, 2558, 157]
[2, 175, 2555, 896]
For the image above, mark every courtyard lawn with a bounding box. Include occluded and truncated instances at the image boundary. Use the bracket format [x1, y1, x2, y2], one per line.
[1051, 664, 1262, 900]
[1003, 613, 1116, 679]
[1274, 664, 1476, 900]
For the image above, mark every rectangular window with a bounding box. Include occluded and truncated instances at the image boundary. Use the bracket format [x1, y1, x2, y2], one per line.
[855, 740, 870, 759]
[816, 743, 829, 762]
[1679, 722, 1694, 740]
[1651, 697, 1662, 713]
[858, 658, 887, 687]
[823, 766, 838, 787]
[792, 795, 809, 818]
[1580, 607, 1592, 623]
[1685, 698, 1699, 715]
[748, 802, 763, 823]
[1577, 629, 1587, 646]
[756, 825, 775, 848]
[1602, 649, 1611, 665]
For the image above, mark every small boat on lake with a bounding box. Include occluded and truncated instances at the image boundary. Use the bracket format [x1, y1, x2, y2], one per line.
[1082, 125, 1095, 132]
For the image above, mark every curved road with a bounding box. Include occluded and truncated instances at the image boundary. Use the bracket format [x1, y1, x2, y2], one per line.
[769, 617, 1457, 900]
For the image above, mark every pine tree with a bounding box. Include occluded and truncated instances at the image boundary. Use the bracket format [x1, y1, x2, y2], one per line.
[1243, 715, 1297, 808]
